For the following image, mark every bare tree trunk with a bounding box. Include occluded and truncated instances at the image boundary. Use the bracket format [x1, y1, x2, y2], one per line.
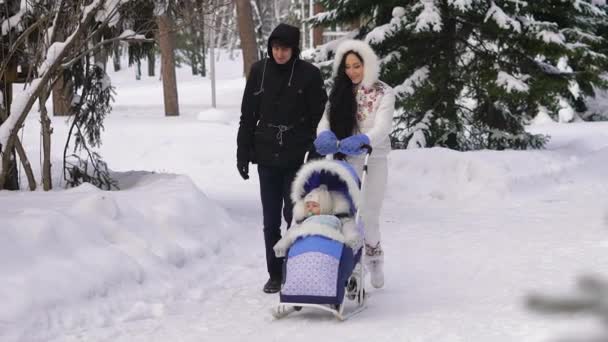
[52, 24, 72, 116]
[113, 44, 122, 71]
[39, 85, 52, 190]
[147, 48, 155, 76]
[201, 19, 207, 77]
[235, 0, 259, 77]
[0, 81, 18, 190]
[93, 32, 108, 71]
[157, 13, 180, 116]
[14, 138, 36, 191]
[0, 83, 35, 190]
[52, 76, 72, 116]
[313, 3, 324, 47]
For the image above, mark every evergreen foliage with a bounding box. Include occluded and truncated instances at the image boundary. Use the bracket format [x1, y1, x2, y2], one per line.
[309, 0, 608, 150]
[63, 61, 117, 190]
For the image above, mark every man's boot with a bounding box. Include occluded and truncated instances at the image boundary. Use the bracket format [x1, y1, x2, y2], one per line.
[263, 278, 281, 293]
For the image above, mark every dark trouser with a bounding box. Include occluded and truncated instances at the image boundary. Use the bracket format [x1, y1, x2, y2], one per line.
[258, 164, 299, 281]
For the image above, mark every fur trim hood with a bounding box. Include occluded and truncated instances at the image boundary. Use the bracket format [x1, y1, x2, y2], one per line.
[291, 159, 360, 207]
[291, 160, 359, 223]
[332, 39, 380, 88]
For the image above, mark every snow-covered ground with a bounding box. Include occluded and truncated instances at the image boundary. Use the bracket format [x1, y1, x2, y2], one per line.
[2, 53, 608, 342]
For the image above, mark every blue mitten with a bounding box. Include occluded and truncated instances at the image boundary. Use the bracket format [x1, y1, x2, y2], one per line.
[314, 130, 339, 155]
[338, 134, 370, 155]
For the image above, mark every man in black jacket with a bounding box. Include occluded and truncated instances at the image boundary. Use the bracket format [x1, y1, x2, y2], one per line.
[236, 23, 327, 293]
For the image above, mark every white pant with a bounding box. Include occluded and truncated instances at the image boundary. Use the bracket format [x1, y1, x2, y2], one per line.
[347, 155, 388, 247]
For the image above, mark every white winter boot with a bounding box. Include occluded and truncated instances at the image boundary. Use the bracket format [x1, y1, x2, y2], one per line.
[365, 243, 384, 289]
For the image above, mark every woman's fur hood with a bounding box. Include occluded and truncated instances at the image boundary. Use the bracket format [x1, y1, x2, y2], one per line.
[332, 39, 380, 88]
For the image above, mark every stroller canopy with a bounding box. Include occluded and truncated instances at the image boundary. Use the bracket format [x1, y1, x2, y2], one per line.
[291, 159, 361, 216]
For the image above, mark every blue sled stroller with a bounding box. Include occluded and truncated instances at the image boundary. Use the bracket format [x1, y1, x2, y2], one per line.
[272, 152, 371, 321]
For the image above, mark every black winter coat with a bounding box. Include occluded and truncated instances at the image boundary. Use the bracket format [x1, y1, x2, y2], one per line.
[237, 26, 327, 168]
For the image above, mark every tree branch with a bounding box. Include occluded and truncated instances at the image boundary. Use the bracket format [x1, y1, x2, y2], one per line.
[0, 0, 109, 189]
[62, 34, 154, 69]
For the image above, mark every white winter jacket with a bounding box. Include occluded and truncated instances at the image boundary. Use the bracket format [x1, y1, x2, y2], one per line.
[317, 39, 396, 158]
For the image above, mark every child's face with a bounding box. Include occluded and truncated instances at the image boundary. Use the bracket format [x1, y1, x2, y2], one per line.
[306, 201, 321, 215]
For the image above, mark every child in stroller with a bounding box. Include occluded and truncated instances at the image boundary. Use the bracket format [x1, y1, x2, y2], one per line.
[273, 184, 362, 258]
[272, 159, 368, 320]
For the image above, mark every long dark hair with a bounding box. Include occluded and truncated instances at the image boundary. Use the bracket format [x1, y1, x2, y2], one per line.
[329, 51, 362, 140]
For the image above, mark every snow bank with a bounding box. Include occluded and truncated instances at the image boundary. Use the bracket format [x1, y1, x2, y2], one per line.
[390, 122, 608, 203]
[0, 172, 236, 341]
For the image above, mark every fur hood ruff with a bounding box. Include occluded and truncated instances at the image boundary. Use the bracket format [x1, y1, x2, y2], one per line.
[332, 39, 380, 88]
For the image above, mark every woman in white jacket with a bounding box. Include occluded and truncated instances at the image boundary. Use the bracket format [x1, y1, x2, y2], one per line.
[314, 39, 395, 289]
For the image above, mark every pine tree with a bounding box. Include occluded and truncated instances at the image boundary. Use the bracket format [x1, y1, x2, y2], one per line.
[310, 1, 608, 151]
[524, 0, 608, 123]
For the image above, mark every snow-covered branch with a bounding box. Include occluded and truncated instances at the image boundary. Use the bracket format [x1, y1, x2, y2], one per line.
[0, 0, 110, 185]
[484, 1, 521, 32]
[394, 66, 430, 98]
[413, 0, 442, 33]
[62, 32, 154, 68]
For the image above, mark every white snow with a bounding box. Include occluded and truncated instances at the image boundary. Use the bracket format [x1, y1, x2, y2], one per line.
[414, 0, 443, 33]
[448, 0, 475, 11]
[406, 110, 433, 149]
[302, 31, 358, 63]
[537, 30, 566, 45]
[40, 41, 70, 74]
[2, 50, 608, 342]
[196, 108, 232, 125]
[496, 71, 530, 93]
[394, 66, 430, 98]
[531, 106, 556, 125]
[557, 57, 573, 73]
[586, 75, 608, 120]
[366, 6, 407, 46]
[118, 29, 146, 40]
[573, 0, 606, 16]
[568, 80, 581, 99]
[392, 6, 406, 18]
[0, 0, 27, 35]
[0, 78, 42, 170]
[558, 97, 577, 123]
[308, 8, 339, 24]
[485, 2, 521, 33]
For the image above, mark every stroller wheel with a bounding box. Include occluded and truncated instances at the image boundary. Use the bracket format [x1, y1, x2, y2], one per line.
[356, 288, 366, 304]
[346, 277, 358, 300]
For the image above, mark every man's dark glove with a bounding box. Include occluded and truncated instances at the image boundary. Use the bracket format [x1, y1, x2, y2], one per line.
[237, 160, 249, 180]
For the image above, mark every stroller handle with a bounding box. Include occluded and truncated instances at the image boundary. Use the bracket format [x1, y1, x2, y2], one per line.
[360, 144, 373, 156]
[303, 144, 373, 163]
